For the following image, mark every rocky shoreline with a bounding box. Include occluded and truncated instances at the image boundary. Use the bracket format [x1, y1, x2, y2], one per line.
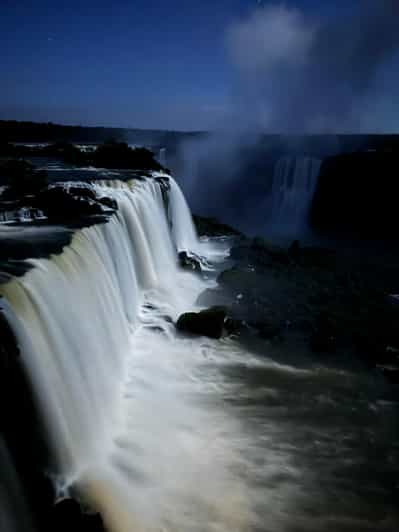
[183, 219, 399, 389]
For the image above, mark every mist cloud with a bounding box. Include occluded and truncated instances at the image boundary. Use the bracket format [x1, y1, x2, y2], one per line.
[226, 1, 399, 132]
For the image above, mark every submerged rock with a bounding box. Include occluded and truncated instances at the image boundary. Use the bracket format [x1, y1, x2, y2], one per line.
[176, 306, 226, 339]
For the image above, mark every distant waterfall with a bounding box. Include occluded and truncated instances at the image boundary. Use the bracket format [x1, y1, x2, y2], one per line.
[158, 147, 167, 167]
[270, 156, 321, 234]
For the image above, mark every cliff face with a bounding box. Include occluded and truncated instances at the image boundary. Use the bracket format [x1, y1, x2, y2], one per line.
[310, 151, 399, 239]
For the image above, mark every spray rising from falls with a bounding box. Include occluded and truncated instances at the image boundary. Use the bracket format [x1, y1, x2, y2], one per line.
[0, 177, 251, 531]
[269, 156, 321, 235]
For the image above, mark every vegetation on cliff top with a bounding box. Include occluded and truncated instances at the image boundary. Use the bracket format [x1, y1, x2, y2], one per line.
[0, 140, 166, 172]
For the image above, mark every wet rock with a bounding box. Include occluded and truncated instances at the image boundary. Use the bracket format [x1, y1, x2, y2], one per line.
[178, 251, 201, 272]
[33, 185, 114, 220]
[66, 185, 97, 200]
[176, 306, 226, 339]
[51, 498, 105, 532]
[97, 196, 118, 211]
[192, 214, 242, 237]
[224, 317, 243, 336]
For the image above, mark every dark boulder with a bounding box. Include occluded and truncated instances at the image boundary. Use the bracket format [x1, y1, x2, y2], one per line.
[97, 196, 118, 211]
[66, 185, 97, 200]
[33, 185, 117, 221]
[50, 498, 105, 532]
[178, 251, 201, 272]
[192, 214, 242, 238]
[230, 237, 289, 267]
[224, 317, 243, 336]
[176, 307, 226, 339]
[0, 159, 48, 199]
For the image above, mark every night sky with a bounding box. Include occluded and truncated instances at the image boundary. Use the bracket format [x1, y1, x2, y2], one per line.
[1, 1, 397, 131]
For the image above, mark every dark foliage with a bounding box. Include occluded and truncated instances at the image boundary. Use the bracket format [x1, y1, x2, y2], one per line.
[42, 142, 88, 166]
[0, 159, 48, 198]
[91, 141, 162, 170]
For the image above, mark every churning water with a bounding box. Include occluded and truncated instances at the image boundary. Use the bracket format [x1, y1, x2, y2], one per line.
[1, 176, 398, 531]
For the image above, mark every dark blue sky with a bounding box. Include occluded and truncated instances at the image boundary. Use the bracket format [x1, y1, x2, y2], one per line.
[0, 1, 393, 131]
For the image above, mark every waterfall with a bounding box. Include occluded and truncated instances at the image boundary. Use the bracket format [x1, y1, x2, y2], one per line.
[168, 177, 199, 253]
[158, 147, 167, 167]
[0, 177, 249, 531]
[270, 156, 321, 235]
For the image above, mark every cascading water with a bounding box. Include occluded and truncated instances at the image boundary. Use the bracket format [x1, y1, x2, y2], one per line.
[1, 174, 397, 532]
[0, 177, 252, 531]
[270, 156, 321, 235]
[167, 177, 200, 253]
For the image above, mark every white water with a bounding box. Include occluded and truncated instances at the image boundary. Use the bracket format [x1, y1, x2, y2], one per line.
[168, 178, 200, 253]
[270, 156, 321, 235]
[2, 175, 396, 532]
[0, 177, 254, 531]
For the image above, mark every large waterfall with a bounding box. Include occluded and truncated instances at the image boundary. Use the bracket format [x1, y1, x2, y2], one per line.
[0, 177, 251, 532]
[1, 174, 398, 532]
[270, 156, 321, 235]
